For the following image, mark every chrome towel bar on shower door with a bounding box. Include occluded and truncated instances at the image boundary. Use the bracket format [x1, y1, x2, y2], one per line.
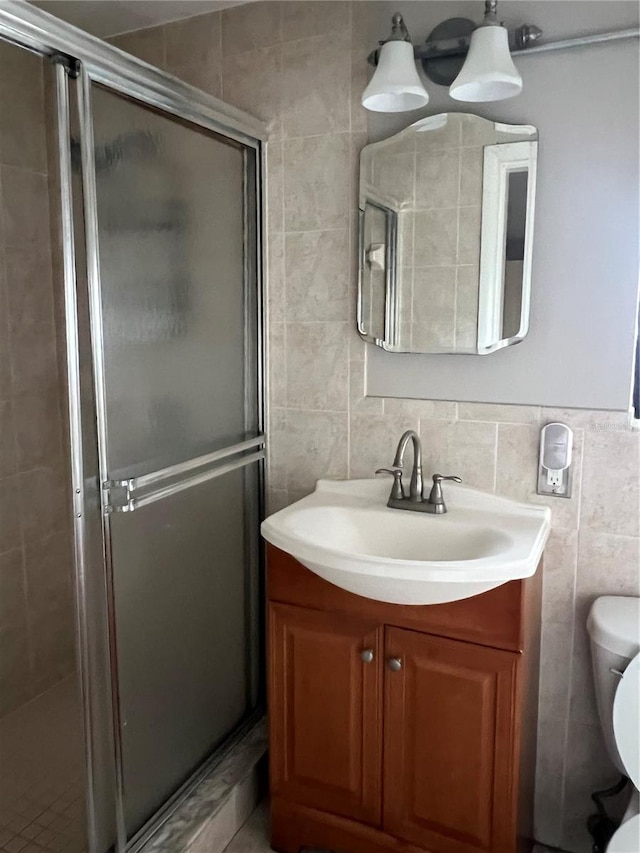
[103, 435, 265, 513]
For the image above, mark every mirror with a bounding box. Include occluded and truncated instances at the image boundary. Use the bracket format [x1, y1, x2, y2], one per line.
[358, 113, 538, 354]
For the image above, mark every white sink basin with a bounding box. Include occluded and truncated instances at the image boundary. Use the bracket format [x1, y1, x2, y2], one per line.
[261, 478, 550, 605]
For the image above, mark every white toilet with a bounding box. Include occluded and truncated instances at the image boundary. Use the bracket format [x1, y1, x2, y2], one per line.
[587, 596, 640, 853]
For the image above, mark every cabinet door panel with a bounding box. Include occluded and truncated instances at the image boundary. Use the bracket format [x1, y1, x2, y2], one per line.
[269, 603, 383, 825]
[383, 627, 520, 853]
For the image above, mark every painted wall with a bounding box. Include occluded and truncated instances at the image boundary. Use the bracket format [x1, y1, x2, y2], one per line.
[366, 0, 640, 411]
[110, 5, 640, 851]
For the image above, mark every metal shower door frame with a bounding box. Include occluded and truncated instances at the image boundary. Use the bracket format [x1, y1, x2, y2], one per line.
[0, 5, 268, 852]
[74, 65, 267, 853]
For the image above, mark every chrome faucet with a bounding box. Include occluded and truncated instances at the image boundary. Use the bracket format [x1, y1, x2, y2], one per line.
[376, 430, 461, 514]
[393, 429, 423, 501]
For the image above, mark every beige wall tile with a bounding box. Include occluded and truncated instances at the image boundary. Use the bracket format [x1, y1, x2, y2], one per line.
[420, 419, 497, 491]
[267, 407, 287, 491]
[349, 410, 419, 480]
[541, 527, 577, 623]
[0, 621, 31, 717]
[13, 393, 63, 473]
[350, 50, 369, 135]
[496, 423, 537, 501]
[459, 147, 483, 207]
[411, 267, 456, 352]
[0, 272, 11, 400]
[581, 428, 640, 536]
[284, 229, 350, 322]
[539, 620, 574, 721]
[267, 232, 285, 323]
[1, 166, 51, 248]
[568, 620, 600, 728]
[222, 1, 282, 57]
[415, 149, 459, 210]
[413, 209, 457, 267]
[0, 401, 16, 479]
[24, 532, 72, 618]
[285, 409, 348, 494]
[223, 45, 282, 135]
[282, 32, 351, 138]
[460, 114, 497, 147]
[576, 530, 640, 610]
[0, 548, 27, 633]
[165, 13, 222, 96]
[416, 114, 462, 152]
[286, 322, 349, 412]
[458, 205, 481, 265]
[534, 714, 566, 845]
[4, 245, 54, 332]
[384, 398, 457, 421]
[30, 603, 75, 694]
[350, 359, 384, 415]
[0, 48, 47, 173]
[17, 465, 68, 543]
[282, 1, 350, 42]
[267, 488, 290, 515]
[454, 265, 479, 352]
[109, 26, 166, 66]
[283, 134, 351, 231]
[371, 150, 415, 208]
[266, 141, 284, 234]
[268, 322, 286, 409]
[459, 402, 541, 424]
[0, 475, 22, 554]
[541, 407, 631, 430]
[9, 319, 59, 397]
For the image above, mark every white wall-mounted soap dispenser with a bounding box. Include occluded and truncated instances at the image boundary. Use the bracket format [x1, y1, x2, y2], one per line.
[537, 422, 573, 498]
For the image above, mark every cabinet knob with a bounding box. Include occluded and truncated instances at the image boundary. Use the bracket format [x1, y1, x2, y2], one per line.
[388, 657, 402, 671]
[360, 649, 374, 664]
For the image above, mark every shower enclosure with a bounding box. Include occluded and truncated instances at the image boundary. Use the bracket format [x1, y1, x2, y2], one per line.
[0, 4, 266, 852]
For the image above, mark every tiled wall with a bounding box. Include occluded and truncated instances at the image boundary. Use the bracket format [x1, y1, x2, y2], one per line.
[110, 5, 640, 851]
[361, 113, 484, 352]
[0, 42, 75, 717]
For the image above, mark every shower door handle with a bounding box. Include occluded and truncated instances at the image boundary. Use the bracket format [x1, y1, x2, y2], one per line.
[103, 435, 265, 513]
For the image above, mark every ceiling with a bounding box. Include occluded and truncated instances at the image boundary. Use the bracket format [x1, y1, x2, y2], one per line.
[30, 0, 249, 37]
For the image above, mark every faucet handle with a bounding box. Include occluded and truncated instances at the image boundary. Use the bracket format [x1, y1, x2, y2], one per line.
[375, 467, 404, 500]
[428, 474, 462, 510]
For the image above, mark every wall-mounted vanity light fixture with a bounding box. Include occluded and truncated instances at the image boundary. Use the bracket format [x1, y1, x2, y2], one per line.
[362, 0, 542, 112]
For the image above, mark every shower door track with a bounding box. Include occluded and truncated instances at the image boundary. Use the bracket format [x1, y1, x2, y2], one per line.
[0, 0, 266, 146]
[0, 5, 268, 853]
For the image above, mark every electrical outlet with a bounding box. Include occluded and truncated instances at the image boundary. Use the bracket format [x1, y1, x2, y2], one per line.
[546, 469, 562, 488]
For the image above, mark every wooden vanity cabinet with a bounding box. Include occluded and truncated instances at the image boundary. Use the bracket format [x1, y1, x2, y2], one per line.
[267, 545, 542, 853]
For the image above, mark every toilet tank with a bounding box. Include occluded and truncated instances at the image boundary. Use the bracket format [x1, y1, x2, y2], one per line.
[587, 596, 640, 774]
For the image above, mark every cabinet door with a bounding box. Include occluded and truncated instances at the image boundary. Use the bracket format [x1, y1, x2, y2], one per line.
[269, 603, 383, 825]
[383, 627, 520, 853]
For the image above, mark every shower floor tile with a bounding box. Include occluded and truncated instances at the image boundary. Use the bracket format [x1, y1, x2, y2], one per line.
[0, 677, 86, 853]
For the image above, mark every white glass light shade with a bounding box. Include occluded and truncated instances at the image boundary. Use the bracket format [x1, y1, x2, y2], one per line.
[450, 25, 522, 102]
[362, 41, 429, 113]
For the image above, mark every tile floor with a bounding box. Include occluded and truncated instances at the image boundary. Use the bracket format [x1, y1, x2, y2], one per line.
[0, 677, 87, 853]
[222, 804, 569, 853]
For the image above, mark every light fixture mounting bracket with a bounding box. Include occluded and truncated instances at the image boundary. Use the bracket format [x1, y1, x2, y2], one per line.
[420, 18, 476, 87]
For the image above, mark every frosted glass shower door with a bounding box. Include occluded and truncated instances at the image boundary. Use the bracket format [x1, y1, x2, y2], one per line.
[86, 84, 263, 842]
